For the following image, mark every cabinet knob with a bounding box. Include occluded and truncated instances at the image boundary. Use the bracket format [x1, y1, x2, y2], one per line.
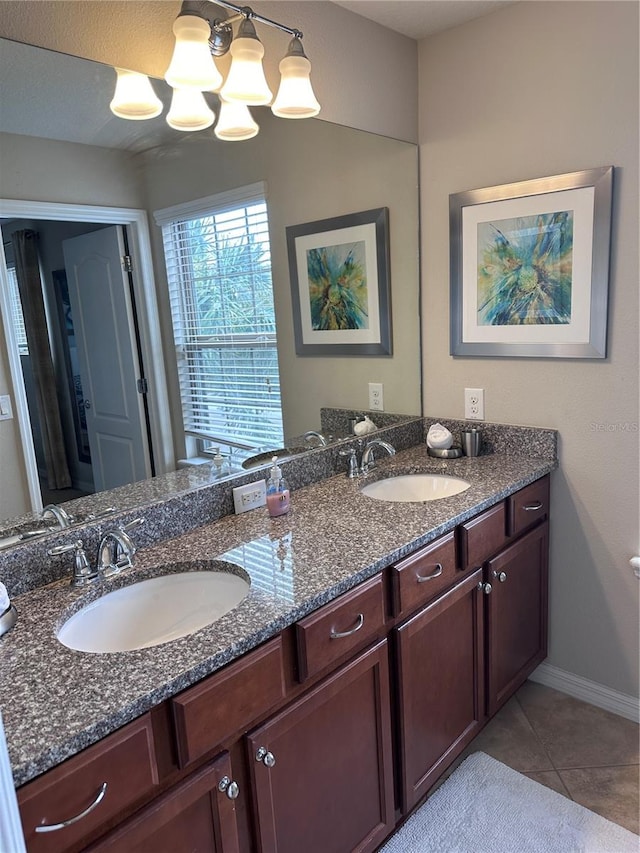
[477, 581, 493, 595]
[255, 746, 276, 767]
[492, 570, 508, 583]
[218, 776, 240, 799]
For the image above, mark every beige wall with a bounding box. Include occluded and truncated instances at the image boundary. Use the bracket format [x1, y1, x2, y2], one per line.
[419, 1, 639, 698]
[0, 1, 418, 142]
[0, 133, 145, 516]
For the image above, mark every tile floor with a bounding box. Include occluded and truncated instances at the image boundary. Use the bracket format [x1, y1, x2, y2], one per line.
[451, 680, 640, 835]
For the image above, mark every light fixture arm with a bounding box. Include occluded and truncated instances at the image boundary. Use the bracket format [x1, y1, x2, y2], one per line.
[208, 0, 303, 39]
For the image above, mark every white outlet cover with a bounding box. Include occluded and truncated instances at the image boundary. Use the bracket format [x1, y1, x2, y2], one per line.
[233, 480, 266, 513]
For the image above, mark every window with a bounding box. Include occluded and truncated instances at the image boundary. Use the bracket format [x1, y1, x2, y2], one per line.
[155, 183, 284, 458]
[6, 265, 28, 355]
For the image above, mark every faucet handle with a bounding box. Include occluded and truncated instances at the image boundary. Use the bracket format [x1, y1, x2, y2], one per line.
[339, 447, 359, 479]
[48, 539, 97, 587]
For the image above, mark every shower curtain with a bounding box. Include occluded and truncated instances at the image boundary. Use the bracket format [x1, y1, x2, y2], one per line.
[12, 229, 72, 490]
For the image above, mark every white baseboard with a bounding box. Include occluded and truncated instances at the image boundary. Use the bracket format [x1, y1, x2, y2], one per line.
[529, 662, 639, 723]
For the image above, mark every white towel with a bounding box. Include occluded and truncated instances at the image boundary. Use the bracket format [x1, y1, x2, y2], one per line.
[427, 423, 453, 449]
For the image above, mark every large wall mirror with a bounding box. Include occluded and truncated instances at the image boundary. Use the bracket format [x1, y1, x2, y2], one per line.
[0, 37, 421, 545]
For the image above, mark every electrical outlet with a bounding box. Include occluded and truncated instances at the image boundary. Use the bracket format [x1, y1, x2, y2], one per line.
[233, 480, 267, 514]
[0, 395, 12, 421]
[464, 388, 485, 420]
[368, 382, 384, 411]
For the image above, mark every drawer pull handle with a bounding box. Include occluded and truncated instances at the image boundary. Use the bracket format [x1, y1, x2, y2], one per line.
[330, 613, 364, 639]
[35, 782, 107, 833]
[523, 501, 543, 511]
[417, 563, 443, 583]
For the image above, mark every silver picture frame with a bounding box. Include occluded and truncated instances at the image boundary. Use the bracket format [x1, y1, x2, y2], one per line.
[286, 207, 392, 356]
[450, 167, 613, 358]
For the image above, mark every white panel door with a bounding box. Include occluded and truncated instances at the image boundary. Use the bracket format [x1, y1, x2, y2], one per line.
[62, 226, 151, 491]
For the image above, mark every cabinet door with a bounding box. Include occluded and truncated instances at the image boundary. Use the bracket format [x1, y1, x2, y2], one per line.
[87, 752, 240, 853]
[247, 640, 394, 853]
[395, 569, 484, 812]
[486, 521, 549, 716]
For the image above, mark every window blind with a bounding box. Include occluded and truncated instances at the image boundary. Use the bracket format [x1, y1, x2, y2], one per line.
[158, 187, 284, 451]
[6, 266, 28, 356]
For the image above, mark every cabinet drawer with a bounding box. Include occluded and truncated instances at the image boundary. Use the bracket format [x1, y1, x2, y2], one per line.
[172, 636, 285, 769]
[458, 502, 507, 571]
[390, 531, 457, 618]
[18, 713, 159, 853]
[508, 476, 550, 536]
[296, 574, 385, 682]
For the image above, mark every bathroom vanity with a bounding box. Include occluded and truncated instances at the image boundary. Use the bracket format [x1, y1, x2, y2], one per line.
[2, 436, 554, 853]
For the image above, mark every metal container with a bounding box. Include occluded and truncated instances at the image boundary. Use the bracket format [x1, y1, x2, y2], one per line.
[460, 429, 482, 457]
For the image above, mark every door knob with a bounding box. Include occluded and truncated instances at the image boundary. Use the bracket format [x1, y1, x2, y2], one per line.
[477, 581, 492, 594]
[84, 399, 92, 409]
[492, 570, 508, 583]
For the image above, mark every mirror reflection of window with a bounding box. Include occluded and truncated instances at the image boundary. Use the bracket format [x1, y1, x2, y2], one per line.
[6, 265, 28, 356]
[157, 182, 284, 468]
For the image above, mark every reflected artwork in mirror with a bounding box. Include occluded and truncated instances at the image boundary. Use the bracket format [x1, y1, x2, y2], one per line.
[0, 37, 421, 548]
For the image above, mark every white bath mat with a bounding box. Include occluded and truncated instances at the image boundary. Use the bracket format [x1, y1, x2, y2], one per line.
[379, 752, 639, 853]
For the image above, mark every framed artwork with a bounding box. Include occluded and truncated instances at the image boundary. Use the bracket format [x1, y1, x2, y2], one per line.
[286, 207, 392, 356]
[450, 167, 613, 358]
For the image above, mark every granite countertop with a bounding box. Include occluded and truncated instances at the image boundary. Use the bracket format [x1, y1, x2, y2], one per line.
[0, 445, 556, 788]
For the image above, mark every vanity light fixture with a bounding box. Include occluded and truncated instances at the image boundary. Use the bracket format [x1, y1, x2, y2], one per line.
[214, 96, 259, 140]
[166, 87, 216, 131]
[108, 0, 320, 138]
[110, 68, 163, 120]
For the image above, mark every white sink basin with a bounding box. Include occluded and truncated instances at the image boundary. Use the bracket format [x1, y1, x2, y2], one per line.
[57, 566, 250, 653]
[360, 474, 471, 503]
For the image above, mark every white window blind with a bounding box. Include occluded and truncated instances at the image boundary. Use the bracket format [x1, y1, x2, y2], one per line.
[156, 185, 284, 451]
[6, 266, 28, 356]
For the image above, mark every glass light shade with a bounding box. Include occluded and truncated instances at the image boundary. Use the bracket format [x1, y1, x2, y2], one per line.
[165, 15, 223, 91]
[167, 88, 215, 131]
[271, 51, 320, 118]
[220, 21, 272, 105]
[214, 98, 259, 141]
[110, 69, 162, 120]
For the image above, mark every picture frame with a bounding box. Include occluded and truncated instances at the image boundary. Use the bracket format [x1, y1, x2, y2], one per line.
[450, 167, 613, 358]
[286, 207, 392, 356]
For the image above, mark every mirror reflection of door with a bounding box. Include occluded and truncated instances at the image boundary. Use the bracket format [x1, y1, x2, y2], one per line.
[62, 226, 153, 491]
[1, 219, 154, 506]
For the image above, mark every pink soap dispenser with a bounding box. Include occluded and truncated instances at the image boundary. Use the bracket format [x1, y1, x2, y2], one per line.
[266, 456, 290, 517]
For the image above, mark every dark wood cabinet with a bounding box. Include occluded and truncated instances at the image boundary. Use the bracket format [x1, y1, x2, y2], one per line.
[246, 640, 395, 853]
[485, 521, 549, 716]
[17, 476, 551, 853]
[394, 568, 485, 812]
[87, 752, 240, 853]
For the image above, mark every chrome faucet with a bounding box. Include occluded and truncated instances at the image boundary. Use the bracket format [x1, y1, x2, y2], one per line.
[303, 430, 327, 447]
[339, 439, 396, 477]
[48, 518, 144, 586]
[97, 529, 136, 578]
[360, 439, 396, 473]
[41, 503, 74, 529]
